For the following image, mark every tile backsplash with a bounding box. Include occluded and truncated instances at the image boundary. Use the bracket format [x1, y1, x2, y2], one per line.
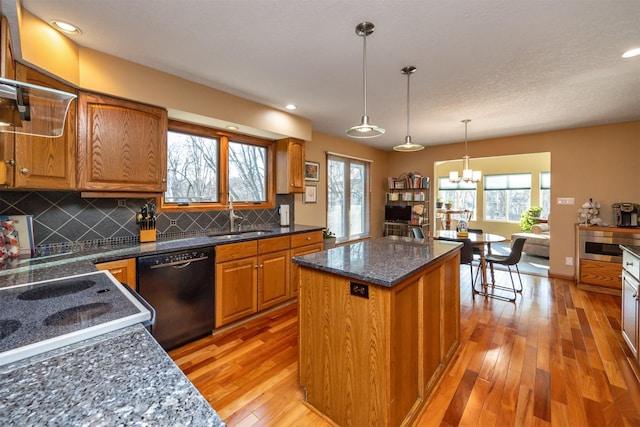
[0, 191, 294, 253]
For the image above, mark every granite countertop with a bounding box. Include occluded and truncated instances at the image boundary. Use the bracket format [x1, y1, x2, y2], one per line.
[0, 224, 323, 426]
[0, 224, 323, 288]
[0, 324, 225, 426]
[621, 244, 640, 258]
[292, 235, 460, 287]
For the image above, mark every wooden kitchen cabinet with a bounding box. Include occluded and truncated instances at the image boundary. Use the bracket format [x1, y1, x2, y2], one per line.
[0, 64, 76, 189]
[1, 16, 15, 79]
[289, 231, 323, 297]
[96, 258, 137, 290]
[579, 259, 623, 292]
[77, 91, 168, 193]
[216, 240, 258, 327]
[257, 236, 290, 311]
[275, 137, 305, 194]
[216, 237, 293, 327]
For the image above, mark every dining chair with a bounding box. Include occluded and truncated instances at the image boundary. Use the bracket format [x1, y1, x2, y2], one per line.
[411, 227, 425, 239]
[483, 237, 527, 301]
[436, 236, 478, 295]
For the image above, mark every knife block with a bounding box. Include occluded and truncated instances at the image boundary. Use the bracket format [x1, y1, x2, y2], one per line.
[140, 228, 156, 243]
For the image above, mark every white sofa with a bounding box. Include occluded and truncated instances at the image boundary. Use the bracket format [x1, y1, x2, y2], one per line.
[510, 223, 550, 258]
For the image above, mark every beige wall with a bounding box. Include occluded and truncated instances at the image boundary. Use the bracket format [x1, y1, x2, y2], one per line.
[389, 121, 640, 278]
[13, 8, 312, 142]
[297, 131, 390, 238]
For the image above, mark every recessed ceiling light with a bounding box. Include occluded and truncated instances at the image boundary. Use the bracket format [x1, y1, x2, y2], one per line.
[285, 104, 297, 110]
[226, 125, 239, 131]
[622, 48, 640, 58]
[50, 20, 82, 35]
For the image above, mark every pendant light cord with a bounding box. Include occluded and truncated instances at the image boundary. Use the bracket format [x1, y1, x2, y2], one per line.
[406, 70, 411, 136]
[362, 33, 368, 117]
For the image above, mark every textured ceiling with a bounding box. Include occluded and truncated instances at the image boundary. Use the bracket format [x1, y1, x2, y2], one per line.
[17, 0, 640, 150]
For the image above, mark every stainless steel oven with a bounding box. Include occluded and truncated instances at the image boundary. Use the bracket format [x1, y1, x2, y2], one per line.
[579, 228, 640, 262]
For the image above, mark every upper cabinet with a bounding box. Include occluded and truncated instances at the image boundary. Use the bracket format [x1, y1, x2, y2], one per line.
[1, 16, 14, 79]
[77, 91, 168, 193]
[275, 137, 305, 194]
[0, 63, 77, 189]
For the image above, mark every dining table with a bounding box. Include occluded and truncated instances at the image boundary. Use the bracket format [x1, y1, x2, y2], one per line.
[434, 230, 506, 295]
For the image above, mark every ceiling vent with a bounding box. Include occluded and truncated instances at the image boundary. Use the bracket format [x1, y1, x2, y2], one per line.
[0, 77, 76, 138]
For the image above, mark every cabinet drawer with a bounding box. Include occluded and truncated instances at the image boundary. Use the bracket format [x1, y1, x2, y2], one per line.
[580, 259, 623, 290]
[216, 241, 257, 262]
[258, 236, 290, 254]
[623, 250, 640, 281]
[290, 231, 323, 248]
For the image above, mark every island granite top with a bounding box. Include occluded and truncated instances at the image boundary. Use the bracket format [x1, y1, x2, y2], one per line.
[292, 236, 461, 287]
[621, 244, 640, 258]
[0, 324, 225, 426]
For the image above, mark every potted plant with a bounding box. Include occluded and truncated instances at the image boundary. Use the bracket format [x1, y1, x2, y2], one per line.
[435, 197, 443, 209]
[519, 206, 543, 232]
[444, 200, 453, 210]
[323, 229, 336, 250]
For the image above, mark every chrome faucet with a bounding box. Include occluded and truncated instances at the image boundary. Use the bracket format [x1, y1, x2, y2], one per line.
[229, 196, 243, 232]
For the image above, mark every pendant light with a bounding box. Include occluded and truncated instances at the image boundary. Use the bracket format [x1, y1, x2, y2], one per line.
[393, 66, 424, 152]
[346, 22, 385, 138]
[449, 119, 481, 183]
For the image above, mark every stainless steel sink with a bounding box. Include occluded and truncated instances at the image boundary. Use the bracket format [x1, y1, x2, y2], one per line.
[209, 230, 273, 239]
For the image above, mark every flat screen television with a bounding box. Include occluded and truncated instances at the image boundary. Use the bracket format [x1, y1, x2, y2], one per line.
[384, 205, 412, 222]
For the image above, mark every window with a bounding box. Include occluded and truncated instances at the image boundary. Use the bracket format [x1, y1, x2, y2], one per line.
[484, 173, 531, 221]
[540, 171, 550, 219]
[437, 178, 477, 219]
[327, 154, 370, 242]
[161, 120, 274, 211]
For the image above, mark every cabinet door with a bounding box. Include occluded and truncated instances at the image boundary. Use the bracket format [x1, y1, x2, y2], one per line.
[95, 258, 136, 290]
[290, 243, 323, 296]
[10, 64, 76, 189]
[77, 91, 167, 192]
[215, 257, 258, 327]
[276, 138, 305, 194]
[622, 271, 639, 359]
[258, 249, 290, 311]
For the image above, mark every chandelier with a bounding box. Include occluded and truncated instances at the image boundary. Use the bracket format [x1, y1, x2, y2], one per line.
[449, 119, 481, 183]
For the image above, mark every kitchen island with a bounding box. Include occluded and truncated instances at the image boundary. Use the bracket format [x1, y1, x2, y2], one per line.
[293, 236, 462, 427]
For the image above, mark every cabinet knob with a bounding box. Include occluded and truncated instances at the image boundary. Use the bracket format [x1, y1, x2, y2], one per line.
[254, 265, 258, 269]
[259, 264, 263, 268]
[306, 237, 311, 240]
[5, 159, 15, 166]
[20, 168, 29, 175]
[162, 178, 167, 183]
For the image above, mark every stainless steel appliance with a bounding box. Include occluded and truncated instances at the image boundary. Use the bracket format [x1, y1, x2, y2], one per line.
[579, 228, 640, 262]
[279, 204, 290, 226]
[137, 247, 215, 350]
[0, 271, 153, 366]
[613, 203, 640, 227]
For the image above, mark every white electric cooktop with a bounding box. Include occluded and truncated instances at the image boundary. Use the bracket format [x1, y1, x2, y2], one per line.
[0, 270, 152, 367]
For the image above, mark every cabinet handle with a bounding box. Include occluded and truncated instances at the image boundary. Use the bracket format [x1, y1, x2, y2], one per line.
[259, 264, 263, 268]
[5, 159, 14, 166]
[306, 237, 311, 240]
[626, 262, 634, 266]
[20, 168, 29, 175]
[254, 265, 258, 269]
[162, 178, 167, 183]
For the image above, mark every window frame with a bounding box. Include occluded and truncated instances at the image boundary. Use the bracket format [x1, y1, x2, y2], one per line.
[159, 120, 275, 212]
[483, 173, 532, 222]
[326, 153, 371, 243]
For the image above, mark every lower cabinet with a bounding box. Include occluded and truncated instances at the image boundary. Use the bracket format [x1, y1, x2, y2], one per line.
[215, 241, 259, 327]
[95, 258, 136, 290]
[215, 236, 293, 327]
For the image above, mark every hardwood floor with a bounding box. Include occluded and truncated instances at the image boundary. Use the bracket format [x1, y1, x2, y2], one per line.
[169, 269, 640, 426]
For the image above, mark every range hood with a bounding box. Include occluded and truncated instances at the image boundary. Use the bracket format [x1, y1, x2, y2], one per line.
[0, 77, 76, 138]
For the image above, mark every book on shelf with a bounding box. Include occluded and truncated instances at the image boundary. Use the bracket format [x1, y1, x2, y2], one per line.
[388, 174, 430, 190]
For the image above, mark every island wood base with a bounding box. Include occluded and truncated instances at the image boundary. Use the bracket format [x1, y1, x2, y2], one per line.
[298, 250, 461, 426]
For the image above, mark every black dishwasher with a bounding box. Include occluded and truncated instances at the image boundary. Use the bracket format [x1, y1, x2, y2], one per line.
[137, 247, 214, 350]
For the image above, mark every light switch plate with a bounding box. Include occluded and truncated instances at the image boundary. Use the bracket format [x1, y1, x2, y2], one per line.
[557, 197, 575, 205]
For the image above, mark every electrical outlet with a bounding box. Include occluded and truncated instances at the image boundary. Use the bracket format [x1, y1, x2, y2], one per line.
[117, 199, 126, 207]
[557, 197, 575, 205]
[565, 257, 573, 266]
